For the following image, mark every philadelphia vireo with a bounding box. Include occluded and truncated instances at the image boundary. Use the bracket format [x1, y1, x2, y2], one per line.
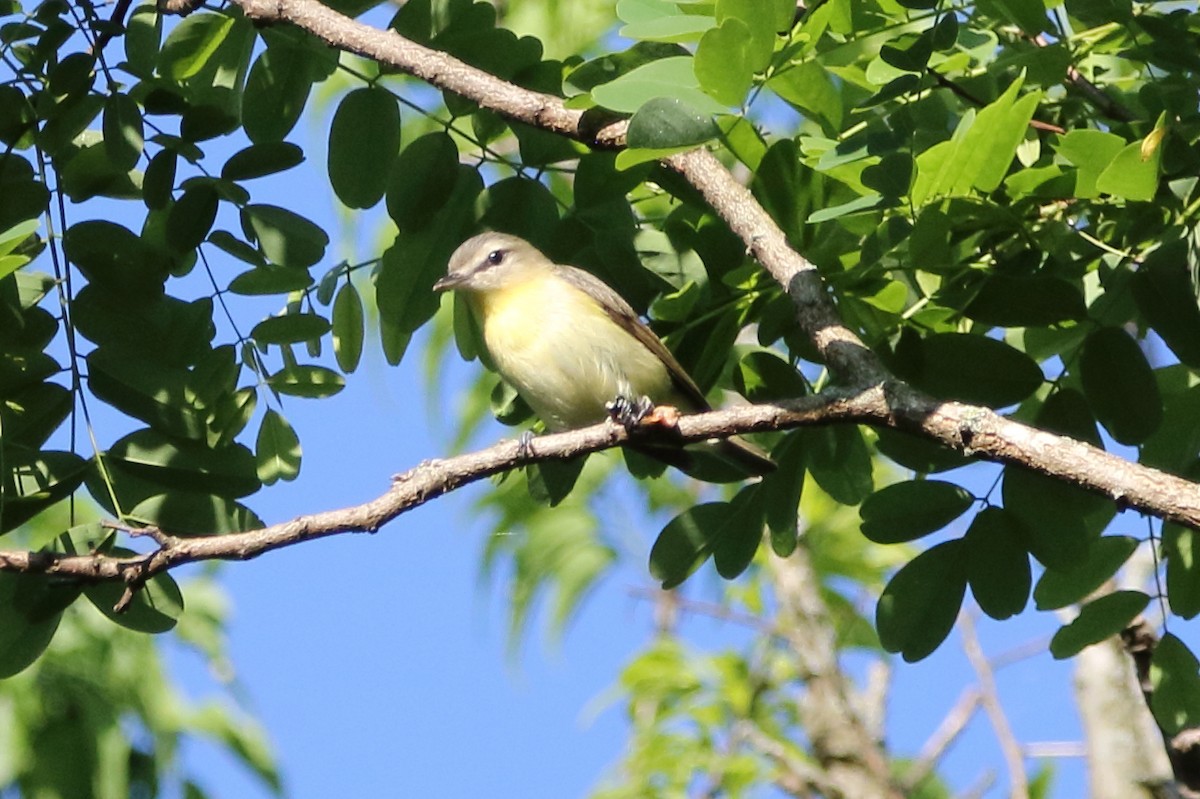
[434, 232, 776, 479]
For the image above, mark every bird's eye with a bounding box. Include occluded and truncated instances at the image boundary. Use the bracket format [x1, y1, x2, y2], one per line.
[486, 249, 505, 265]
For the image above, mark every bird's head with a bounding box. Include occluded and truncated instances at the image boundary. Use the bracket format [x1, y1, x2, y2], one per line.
[434, 232, 551, 294]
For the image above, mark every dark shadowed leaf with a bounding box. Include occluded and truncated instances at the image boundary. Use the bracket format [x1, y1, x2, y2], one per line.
[650, 502, 758, 588]
[332, 282, 364, 373]
[1165, 523, 1200, 619]
[1034, 535, 1139, 611]
[1050, 590, 1149, 659]
[250, 313, 331, 346]
[965, 507, 1031, 619]
[805, 425, 873, 505]
[877, 539, 967, 662]
[85, 550, 185, 633]
[525, 457, 587, 506]
[256, 409, 301, 484]
[241, 204, 328, 268]
[222, 141, 305, 180]
[892, 331, 1044, 408]
[859, 480, 973, 544]
[1151, 633, 1200, 735]
[0, 573, 79, 677]
[386, 132, 459, 230]
[1079, 327, 1162, 444]
[328, 87, 401, 209]
[266, 364, 345, 398]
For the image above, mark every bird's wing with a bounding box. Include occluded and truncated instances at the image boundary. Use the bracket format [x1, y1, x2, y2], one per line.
[554, 264, 711, 411]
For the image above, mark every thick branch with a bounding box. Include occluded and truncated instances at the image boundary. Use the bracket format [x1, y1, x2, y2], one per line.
[770, 548, 904, 799]
[11, 377, 1200, 582]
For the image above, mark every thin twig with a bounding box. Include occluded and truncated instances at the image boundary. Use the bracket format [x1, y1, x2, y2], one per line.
[961, 612, 1030, 799]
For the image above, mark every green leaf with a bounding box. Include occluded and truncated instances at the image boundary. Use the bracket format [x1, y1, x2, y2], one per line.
[717, 0, 777, 69]
[143, 149, 177, 210]
[328, 87, 401, 210]
[0, 573, 79, 677]
[85, 550, 185, 634]
[266, 364, 345, 398]
[87, 348, 208, 441]
[733, 351, 807, 402]
[109, 428, 260, 498]
[159, 12, 236, 82]
[891, 331, 1044, 408]
[876, 539, 967, 662]
[591, 56, 726, 114]
[1095, 138, 1161, 202]
[768, 61, 843, 132]
[1002, 463, 1112, 570]
[222, 142, 305, 180]
[712, 487, 765, 580]
[965, 507, 1031, 620]
[124, 0, 162, 78]
[0, 155, 50, 231]
[805, 425, 873, 505]
[376, 167, 481, 340]
[102, 93, 144, 171]
[525, 457, 587, 506]
[332, 282, 364, 373]
[565, 41, 689, 94]
[620, 13, 715, 42]
[0, 382, 71, 448]
[626, 97, 720, 149]
[649, 502, 757, 588]
[694, 18, 754, 106]
[1150, 633, 1200, 735]
[961, 274, 1087, 327]
[1131, 246, 1200, 369]
[911, 77, 1041, 204]
[209, 230, 267, 268]
[1079, 327, 1162, 445]
[0, 85, 35, 148]
[127, 490, 263, 536]
[256, 409, 301, 484]
[1034, 535, 1139, 611]
[977, 0, 1046, 34]
[757, 430, 806, 556]
[241, 204, 329, 269]
[1165, 523, 1200, 619]
[385, 132, 460, 230]
[250, 313, 331, 346]
[1056, 129, 1124, 198]
[242, 43, 317, 143]
[1049, 590, 1149, 659]
[167, 184, 219, 253]
[227, 265, 313, 296]
[0, 448, 90, 533]
[874, 428, 972, 473]
[859, 480, 973, 544]
[64, 220, 169, 300]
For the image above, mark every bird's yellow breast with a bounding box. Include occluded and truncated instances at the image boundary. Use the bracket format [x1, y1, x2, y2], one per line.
[468, 274, 675, 430]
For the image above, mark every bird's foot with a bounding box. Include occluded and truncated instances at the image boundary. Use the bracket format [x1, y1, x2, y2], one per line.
[606, 395, 655, 430]
[606, 396, 682, 431]
[516, 430, 536, 458]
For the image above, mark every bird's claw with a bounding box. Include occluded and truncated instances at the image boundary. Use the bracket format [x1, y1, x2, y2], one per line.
[517, 430, 536, 458]
[606, 395, 656, 430]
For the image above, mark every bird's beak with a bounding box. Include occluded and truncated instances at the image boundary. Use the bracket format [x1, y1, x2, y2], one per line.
[433, 273, 465, 292]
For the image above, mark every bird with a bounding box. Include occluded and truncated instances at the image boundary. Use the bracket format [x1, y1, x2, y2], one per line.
[433, 231, 776, 480]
